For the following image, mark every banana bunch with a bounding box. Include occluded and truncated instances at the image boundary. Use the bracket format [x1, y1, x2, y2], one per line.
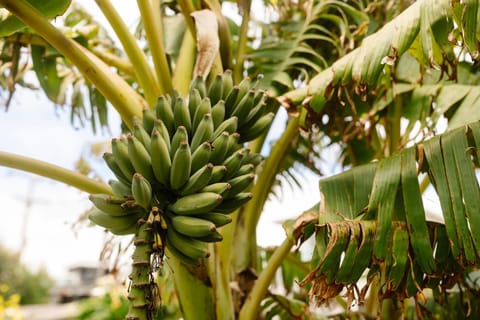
[88, 71, 273, 265]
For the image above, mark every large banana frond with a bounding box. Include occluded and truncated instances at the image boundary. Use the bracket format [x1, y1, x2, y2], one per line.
[301, 120, 480, 312]
[248, 0, 369, 95]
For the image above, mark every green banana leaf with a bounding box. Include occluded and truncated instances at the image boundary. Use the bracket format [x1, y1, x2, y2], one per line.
[0, 0, 71, 36]
[302, 119, 480, 308]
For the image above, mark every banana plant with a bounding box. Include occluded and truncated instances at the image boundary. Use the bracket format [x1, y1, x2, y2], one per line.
[0, 0, 480, 319]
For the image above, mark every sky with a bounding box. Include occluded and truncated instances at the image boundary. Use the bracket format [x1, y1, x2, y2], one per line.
[0, 1, 321, 279]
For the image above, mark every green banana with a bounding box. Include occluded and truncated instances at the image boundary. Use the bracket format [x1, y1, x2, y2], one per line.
[170, 126, 189, 158]
[221, 70, 234, 100]
[231, 89, 255, 122]
[227, 173, 255, 197]
[142, 108, 156, 134]
[88, 207, 144, 231]
[213, 116, 238, 138]
[111, 138, 135, 181]
[166, 244, 200, 266]
[207, 74, 223, 105]
[195, 212, 232, 227]
[179, 163, 214, 196]
[201, 182, 231, 196]
[191, 113, 214, 151]
[236, 164, 255, 177]
[108, 180, 132, 198]
[243, 153, 264, 166]
[235, 77, 252, 105]
[153, 119, 171, 150]
[209, 165, 227, 184]
[169, 215, 216, 238]
[188, 88, 202, 120]
[192, 97, 212, 131]
[166, 226, 210, 259]
[89, 193, 135, 217]
[131, 173, 153, 210]
[150, 130, 172, 187]
[226, 133, 241, 155]
[133, 122, 151, 152]
[170, 141, 192, 191]
[155, 95, 175, 134]
[173, 97, 192, 135]
[223, 149, 245, 179]
[239, 112, 274, 142]
[194, 230, 223, 242]
[108, 220, 139, 236]
[190, 75, 207, 98]
[215, 192, 253, 213]
[103, 152, 131, 186]
[210, 132, 230, 164]
[224, 86, 240, 117]
[168, 192, 223, 215]
[127, 135, 155, 182]
[242, 98, 266, 128]
[191, 141, 212, 173]
[211, 100, 226, 129]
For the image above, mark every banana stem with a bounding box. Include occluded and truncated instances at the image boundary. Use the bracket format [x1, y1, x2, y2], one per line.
[126, 221, 155, 320]
[136, 0, 173, 94]
[238, 237, 295, 320]
[0, 0, 145, 129]
[233, 0, 252, 82]
[172, 31, 196, 96]
[0, 151, 112, 195]
[95, 0, 160, 107]
[92, 48, 136, 78]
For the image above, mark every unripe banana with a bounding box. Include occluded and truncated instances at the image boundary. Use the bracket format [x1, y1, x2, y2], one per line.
[173, 97, 192, 135]
[211, 100, 226, 129]
[210, 132, 230, 164]
[103, 152, 131, 186]
[215, 192, 253, 213]
[166, 244, 200, 266]
[225, 133, 241, 156]
[179, 163, 214, 196]
[224, 86, 240, 117]
[166, 226, 210, 259]
[190, 75, 207, 98]
[221, 70, 234, 100]
[223, 149, 245, 179]
[142, 108, 156, 134]
[191, 141, 212, 173]
[238, 112, 274, 142]
[89, 193, 135, 217]
[192, 97, 212, 131]
[151, 130, 172, 187]
[191, 113, 214, 151]
[243, 152, 264, 166]
[236, 164, 255, 177]
[168, 192, 223, 215]
[108, 179, 132, 198]
[170, 141, 192, 191]
[207, 74, 223, 105]
[235, 77, 252, 105]
[170, 126, 189, 158]
[201, 182, 231, 196]
[127, 135, 155, 183]
[231, 89, 255, 121]
[108, 220, 139, 236]
[153, 119, 171, 150]
[226, 173, 255, 197]
[155, 95, 175, 134]
[88, 207, 144, 232]
[111, 138, 135, 181]
[131, 173, 153, 210]
[188, 88, 202, 120]
[194, 230, 223, 242]
[133, 123, 151, 152]
[242, 99, 266, 129]
[195, 212, 232, 227]
[209, 165, 227, 184]
[169, 215, 217, 238]
[213, 116, 238, 138]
